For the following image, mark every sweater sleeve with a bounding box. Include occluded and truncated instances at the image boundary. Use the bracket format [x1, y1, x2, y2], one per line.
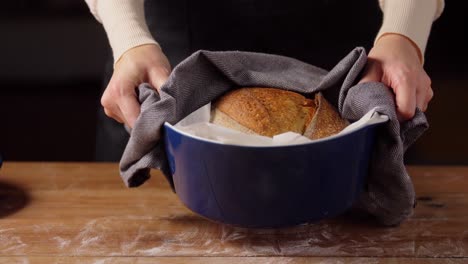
[84, 0, 445, 65]
[84, 0, 158, 65]
[376, 0, 445, 58]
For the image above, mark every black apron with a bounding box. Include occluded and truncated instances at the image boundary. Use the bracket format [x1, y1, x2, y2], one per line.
[96, 0, 377, 161]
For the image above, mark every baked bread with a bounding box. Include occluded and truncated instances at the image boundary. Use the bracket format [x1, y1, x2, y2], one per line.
[303, 93, 349, 140]
[211, 87, 348, 139]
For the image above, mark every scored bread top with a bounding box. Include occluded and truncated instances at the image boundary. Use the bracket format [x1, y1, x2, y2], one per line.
[212, 87, 316, 137]
[303, 93, 349, 140]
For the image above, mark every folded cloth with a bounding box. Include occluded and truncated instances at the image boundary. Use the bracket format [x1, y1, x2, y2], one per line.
[120, 47, 428, 226]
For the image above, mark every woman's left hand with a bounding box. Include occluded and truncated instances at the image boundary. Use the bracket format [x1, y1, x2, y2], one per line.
[359, 33, 433, 121]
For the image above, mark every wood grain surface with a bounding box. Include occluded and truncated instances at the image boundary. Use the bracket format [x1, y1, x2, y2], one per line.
[0, 162, 467, 263]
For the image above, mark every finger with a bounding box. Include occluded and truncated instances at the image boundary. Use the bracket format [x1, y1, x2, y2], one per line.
[420, 73, 432, 112]
[416, 85, 427, 112]
[118, 95, 141, 128]
[426, 86, 434, 101]
[101, 91, 124, 124]
[104, 107, 124, 124]
[424, 86, 434, 111]
[101, 79, 131, 125]
[359, 59, 383, 84]
[394, 78, 417, 121]
[148, 67, 170, 92]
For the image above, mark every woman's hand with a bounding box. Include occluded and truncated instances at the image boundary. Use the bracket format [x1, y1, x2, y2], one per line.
[359, 34, 433, 121]
[101, 44, 171, 128]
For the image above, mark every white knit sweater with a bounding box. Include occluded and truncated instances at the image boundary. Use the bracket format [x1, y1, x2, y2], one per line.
[85, 0, 445, 64]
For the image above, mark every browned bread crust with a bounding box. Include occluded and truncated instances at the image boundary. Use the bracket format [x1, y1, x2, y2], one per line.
[303, 93, 349, 140]
[212, 88, 316, 137]
[211, 87, 348, 139]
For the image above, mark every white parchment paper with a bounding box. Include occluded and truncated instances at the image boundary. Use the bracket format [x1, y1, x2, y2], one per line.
[172, 103, 388, 146]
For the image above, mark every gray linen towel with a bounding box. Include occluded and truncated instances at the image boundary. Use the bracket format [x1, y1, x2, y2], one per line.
[120, 47, 428, 226]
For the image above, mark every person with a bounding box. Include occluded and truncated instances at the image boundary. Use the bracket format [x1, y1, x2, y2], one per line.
[85, 0, 444, 161]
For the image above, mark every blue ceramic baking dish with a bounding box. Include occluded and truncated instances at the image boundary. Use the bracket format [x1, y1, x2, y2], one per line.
[163, 117, 387, 228]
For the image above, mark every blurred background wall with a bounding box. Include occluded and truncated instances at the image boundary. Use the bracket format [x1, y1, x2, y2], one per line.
[0, 0, 466, 164]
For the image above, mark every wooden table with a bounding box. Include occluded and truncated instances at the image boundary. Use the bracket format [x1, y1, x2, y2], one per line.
[0, 162, 467, 263]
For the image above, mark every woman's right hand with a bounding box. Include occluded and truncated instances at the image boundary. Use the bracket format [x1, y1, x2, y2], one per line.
[100, 44, 171, 128]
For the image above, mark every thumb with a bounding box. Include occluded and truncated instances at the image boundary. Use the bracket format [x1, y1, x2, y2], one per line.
[148, 67, 170, 93]
[359, 59, 383, 84]
[119, 95, 141, 128]
[393, 78, 417, 121]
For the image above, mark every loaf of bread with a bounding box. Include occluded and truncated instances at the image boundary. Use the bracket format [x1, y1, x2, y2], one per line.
[210, 87, 348, 139]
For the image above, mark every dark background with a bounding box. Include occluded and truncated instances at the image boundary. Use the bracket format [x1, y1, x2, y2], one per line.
[0, 0, 467, 164]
